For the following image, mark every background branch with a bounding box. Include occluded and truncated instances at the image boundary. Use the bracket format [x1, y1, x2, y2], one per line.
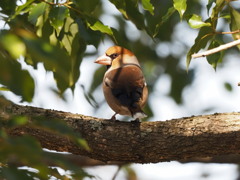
[192, 39, 240, 58]
[1, 98, 240, 164]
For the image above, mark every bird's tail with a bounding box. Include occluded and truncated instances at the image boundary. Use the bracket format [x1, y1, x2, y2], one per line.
[133, 111, 147, 119]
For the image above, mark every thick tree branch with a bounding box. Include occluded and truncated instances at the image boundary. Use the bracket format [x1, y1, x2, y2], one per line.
[1, 97, 240, 164]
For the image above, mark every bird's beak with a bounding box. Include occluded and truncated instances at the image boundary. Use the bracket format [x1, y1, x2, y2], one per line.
[95, 55, 112, 65]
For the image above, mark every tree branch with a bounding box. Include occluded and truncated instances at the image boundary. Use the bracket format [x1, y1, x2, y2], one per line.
[192, 39, 240, 58]
[1, 97, 240, 164]
[180, 154, 240, 164]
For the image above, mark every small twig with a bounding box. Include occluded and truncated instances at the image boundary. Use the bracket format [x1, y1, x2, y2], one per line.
[216, 29, 240, 35]
[192, 39, 240, 58]
[112, 165, 122, 180]
[40, 0, 72, 6]
[41, 0, 83, 15]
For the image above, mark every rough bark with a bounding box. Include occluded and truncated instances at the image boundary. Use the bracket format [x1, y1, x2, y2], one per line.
[1, 97, 240, 164]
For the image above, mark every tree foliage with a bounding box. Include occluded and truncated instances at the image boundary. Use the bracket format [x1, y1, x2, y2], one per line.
[0, 0, 240, 179]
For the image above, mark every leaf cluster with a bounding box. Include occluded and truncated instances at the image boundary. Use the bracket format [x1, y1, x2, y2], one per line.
[186, 0, 240, 70]
[0, 98, 91, 179]
[0, 0, 238, 103]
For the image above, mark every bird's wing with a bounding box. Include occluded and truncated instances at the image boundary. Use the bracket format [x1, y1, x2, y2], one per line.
[104, 65, 146, 108]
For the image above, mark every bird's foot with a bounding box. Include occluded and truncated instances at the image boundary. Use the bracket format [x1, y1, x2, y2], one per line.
[131, 118, 141, 123]
[110, 113, 117, 121]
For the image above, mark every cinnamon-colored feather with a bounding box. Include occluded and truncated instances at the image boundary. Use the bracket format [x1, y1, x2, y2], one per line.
[95, 46, 148, 120]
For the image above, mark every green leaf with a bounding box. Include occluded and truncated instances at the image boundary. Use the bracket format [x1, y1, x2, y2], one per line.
[154, 7, 176, 37]
[89, 66, 105, 94]
[224, 82, 232, 92]
[11, 0, 35, 19]
[6, 116, 28, 127]
[109, 0, 127, 17]
[173, 0, 187, 19]
[206, 0, 215, 16]
[0, 33, 26, 59]
[0, 0, 17, 16]
[124, 166, 137, 180]
[0, 167, 37, 180]
[0, 133, 90, 179]
[61, 17, 85, 90]
[61, 17, 79, 54]
[19, 31, 72, 93]
[210, 0, 225, 27]
[0, 129, 7, 138]
[0, 136, 49, 179]
[77, 18, 101, 47]
[81, 84, 99, 108]
[28, 2, 48, 25]
[187, 14, 211, 29]
[220, 12, 231, 20]
[33, 118, 90, 150]
[0, 86, 9, 91]
[211, 0, 225, 19]
[186, 23, 213, 69]
[125, 0, 145, 30]
[77, 139, 90, 151]
[38, 18, 54, 41]
[111, 27, 129, 46]
[49, 6, 69, 35]
[141, 0, 154, 15]
[110, 0, 145, 30]
[42, 151, 92, 179]
[72, 0, 100, 13]
[71, 37, 86, 91]
[230, 8, 240, 49]
[13, 116, 28, 126]
[84, 16, 123, 45]
[206, 40, 223, 70]
[86, 17, 113, 36]
[0, 54, 35, 102]
[166, 57, 194, 104]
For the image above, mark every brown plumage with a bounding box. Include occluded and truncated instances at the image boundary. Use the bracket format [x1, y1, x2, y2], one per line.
[95, 46, 148, 120]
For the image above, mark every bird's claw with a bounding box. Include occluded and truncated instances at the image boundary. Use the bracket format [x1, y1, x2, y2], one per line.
[132, 118, 140, 123]
[110, 113, 117, 121]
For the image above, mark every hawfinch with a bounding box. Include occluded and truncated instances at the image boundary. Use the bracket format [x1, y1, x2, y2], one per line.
[95, 46, 148, 121]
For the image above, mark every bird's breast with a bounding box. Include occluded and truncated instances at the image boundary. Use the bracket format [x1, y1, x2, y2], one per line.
[102, 65, 148, 116]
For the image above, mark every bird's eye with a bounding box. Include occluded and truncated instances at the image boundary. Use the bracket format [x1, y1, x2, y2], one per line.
[110, 53, 118, 59]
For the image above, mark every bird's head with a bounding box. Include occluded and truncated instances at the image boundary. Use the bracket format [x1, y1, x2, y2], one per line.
[95, 46, 140, 69]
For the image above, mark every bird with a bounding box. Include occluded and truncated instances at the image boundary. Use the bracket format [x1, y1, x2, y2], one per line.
[94, 46, 148, 121]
